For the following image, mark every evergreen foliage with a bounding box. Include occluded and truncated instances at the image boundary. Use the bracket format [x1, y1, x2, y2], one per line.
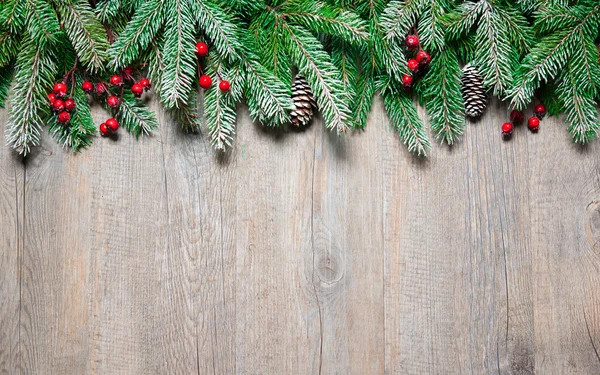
[1, 0, 600, 155]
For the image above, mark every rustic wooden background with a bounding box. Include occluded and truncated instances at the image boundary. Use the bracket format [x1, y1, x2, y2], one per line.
[1, 97, 600, 375]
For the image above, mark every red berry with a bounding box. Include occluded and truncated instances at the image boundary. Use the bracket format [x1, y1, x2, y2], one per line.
[64, 98, 76, 112]
[82, 81, 94, 93]
[219, 80, 230, 92]
[52, 99, 65, 112]
[528, 117, 540, 132]
[195, 42, 209, 57]
[53, 82, 67, 96]
[110, 75, 122, 86]
[139, 78, 151, 90]
[416, 50, 430, 66]
[99, 123, 110, 136]
[510, 110, 524, 125]
[534, 103, 546, 119]
[107, 95, 120, 108]
[407, 58, 419, 72]
[199, 74, 212, 89]
[106, 118, 119, 131]
[405, 35, 419, 50]
[95, 83, 107, 96]
[123, 66, 134, 76]
[131, 83, 144, 97]
[58, 111, 70, 124]
[502, 122, 514, 136]
[48, 93, 56, 103]
[401, 74, 413, 88]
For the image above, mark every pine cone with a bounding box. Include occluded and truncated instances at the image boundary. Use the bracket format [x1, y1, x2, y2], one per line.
[461, 64, 488, 118]
[290, 74, 317, 127]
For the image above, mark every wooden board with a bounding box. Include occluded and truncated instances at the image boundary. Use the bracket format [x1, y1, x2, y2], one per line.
[1, 97, 600, 374]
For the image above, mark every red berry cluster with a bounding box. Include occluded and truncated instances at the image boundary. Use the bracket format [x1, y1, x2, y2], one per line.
[195, 42, 230, 92]
[401, 35, 430, 89]
[501, 104, 546, 138]
[82, 66, 152, 135]
[48, 82, 76, 125]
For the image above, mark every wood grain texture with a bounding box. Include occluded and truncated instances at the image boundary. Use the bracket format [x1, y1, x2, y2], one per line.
[1, 97, 600, 374]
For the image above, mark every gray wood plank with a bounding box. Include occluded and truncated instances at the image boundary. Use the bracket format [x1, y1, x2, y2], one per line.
[0, 107, 24, 375]
[2, 95, 600, 374]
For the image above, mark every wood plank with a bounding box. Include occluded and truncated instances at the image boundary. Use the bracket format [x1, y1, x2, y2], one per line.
[529, 111, 600, 374]
[0, 107, 24, 375]
[158, 100, 236, 374]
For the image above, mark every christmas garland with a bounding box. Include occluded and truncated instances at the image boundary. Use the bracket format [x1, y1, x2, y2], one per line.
[0, 0, 599, 156]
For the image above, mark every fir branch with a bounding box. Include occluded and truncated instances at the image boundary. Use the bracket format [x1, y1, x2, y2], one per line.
[47, 75, 96, 151]
[380, 0, 419, 44]
[284, 0, 369, 45]
[115, 91, 159, 136]
[108, 0, 165, 69]
[421, 48, 464, 145]
[244, 57, 294, 126]
[0, 64, 13, 108]
[204, 83, 236, 151]
[6, 37, 57, 155]
[167, 93, 202, 131]
[96, 0, 123, 23]
[351, 71, 375, 129]
[417, 1, 447, 52]
[59, 0, 110, 73]
[0, 32, 20, 67]
[144, 35, 165, 96]
[252, 13, 292, 87]
[24, 0, 61, 48]
[474, 6, 515, 96]
[331, 41, 358, 102]
[192, 0, 242, 63]
[443, 0, 485, 41]
[280, 23, 350, 132]
[0, 0, 26, 34]
[160, 0, 196, 108]
[508, 4, 600, 109]
[557, 62, 599, 143]
[381, 83, 430, 156]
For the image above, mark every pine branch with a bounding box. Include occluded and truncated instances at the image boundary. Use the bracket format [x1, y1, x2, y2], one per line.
[421, 48, 464, 144]
[331, 41, 358, 102]
[167, 92, 202, 131]
[204, 81, 237, 151]
[24, 0, 61, 48]
[252, 13, 293, 88]
[160, 0, 196, 108]
[508, 4, 600, 109]
[0, 0, 26, 34]
[115, 91, 159, 136]
[381, 83, 431, 156]
[557, 62, 599, 143]
[107, 0, 165, 69]
[351, 71, 375, 129]
[0, 32, 20, 67]
[96, 0, 123, 23]
[281, 23, 350, 133]
[284, 0, 369, 45]
[0, 64, 13, 108]
[192, 0, 242, 63]
[6, 36, 57, 155]
[60, 0, 110, 73]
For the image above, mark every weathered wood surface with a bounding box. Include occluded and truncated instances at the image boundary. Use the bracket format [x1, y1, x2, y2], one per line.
[1, 98, 600, 374]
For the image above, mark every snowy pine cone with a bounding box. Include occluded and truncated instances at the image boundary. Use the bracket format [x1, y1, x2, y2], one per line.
[290, 74, 317, 127]
[461, 64, 488, 118]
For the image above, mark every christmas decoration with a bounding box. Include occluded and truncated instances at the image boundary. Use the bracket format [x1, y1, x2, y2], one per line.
[58, 111, 70, 124]
[0, 0, 599, 157]
[405, 35, 419, 50]
[510, 110, 524, 125]
[461, 65, 487, 118]
[106, 118, 119, 131]
[528, 117, 540, 132]
[107, 95, 120, 108]
[52, 99, 65, 112]
[535, 104, 547, 119]
[199, 75, 212, 90]
[407, 59, 419, 73]
[290, 74, 316, 127]
[99, 123, 110, 136]
[219, 80, 231, 92]
[64, 99, 76, 112]
[502, 122, 514, 136]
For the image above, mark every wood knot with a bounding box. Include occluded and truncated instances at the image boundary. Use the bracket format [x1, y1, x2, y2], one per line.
[315, 254, 344, 285]
[585, 201, 600, 249]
